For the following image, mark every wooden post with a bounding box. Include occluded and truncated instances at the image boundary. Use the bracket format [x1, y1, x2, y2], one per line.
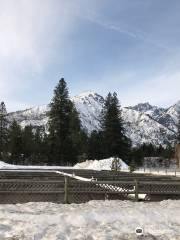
[134, 179, 139, 202]
[64, 176, 69, 204]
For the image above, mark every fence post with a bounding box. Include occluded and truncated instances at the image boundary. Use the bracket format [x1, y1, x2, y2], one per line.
[64, 176, 69, 204]
[134, 179, 139, 202]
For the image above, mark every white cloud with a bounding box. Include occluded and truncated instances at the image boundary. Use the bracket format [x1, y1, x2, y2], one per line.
[0, 0, 179, 111]
[0, 0, 81, 110]
[0, 0, 78, 69]
[116, 71, 180, 107]
[0, 0, 108, 111]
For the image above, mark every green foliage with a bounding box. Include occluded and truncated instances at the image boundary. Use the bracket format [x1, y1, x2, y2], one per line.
[161, 144, 174, 159]
[0, 81, 177, 167]
[48, 78, 85, 165]
[87, 130, 104, 160]
[130, 147, 144, 166]
[8, 120, 22, 164]
[21, 125, 34, 164]
[177, 111, 180, 144]
[129, 160, 136, 172]
[0, 102, 9, 159]
[131, 143, 174, 167]
[101, 92, 131, 160]
[33, 126, 49, 164]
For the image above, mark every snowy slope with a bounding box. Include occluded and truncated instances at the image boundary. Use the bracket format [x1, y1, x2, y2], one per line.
[7, 91, 179, 146]
[0, 200, 179, 239]
[122, 108, 175, 146]
[72, 91, 104, 132]
[129, 101, 180, 133]
[8, 105, 49, 128]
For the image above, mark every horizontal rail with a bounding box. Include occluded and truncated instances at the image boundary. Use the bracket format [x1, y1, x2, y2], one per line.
[0, 169, 179, 203]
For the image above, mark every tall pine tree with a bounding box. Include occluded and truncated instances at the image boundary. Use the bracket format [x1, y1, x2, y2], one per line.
[87, 130, 104, 160]
[33, 126, 49, 165]
[0, 102, 8, 159]
[177, 110, 180, 144]
[48, 78, 83, 165]
[8, 120, 22, 164]
[22, 125, 34, 164]
[101, 92, 131, 160]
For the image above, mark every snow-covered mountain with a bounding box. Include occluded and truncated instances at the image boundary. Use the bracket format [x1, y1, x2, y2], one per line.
[7, 92, 179, 146]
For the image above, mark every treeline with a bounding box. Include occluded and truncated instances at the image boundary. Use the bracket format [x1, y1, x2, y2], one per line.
[131, 143, 174, 165]
[0, 78, 178, 166]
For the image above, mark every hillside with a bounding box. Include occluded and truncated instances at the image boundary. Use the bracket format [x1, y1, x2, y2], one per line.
[8, 92, 179, 146]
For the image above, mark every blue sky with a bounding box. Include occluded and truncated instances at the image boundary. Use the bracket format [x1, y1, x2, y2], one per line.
[0, 0, 180, 111]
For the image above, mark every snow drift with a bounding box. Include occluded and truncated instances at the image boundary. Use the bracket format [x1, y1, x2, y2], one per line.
[74, 157, 129, 171]
[0, 200, 179, 239]
[0, 158, 128, 171]
[0, 161, 73, 170]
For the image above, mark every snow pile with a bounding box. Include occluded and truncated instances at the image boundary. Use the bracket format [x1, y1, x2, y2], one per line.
[0, 200, 179, 239]
[74, 157, 129, 171]
[0, 161, 14, 169]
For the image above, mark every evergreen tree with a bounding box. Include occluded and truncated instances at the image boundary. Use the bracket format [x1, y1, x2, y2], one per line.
[101, 92, 131, 160]
[141, 143, 156, 157]
[48, 78, 83, 165]
[177, 110, 180, 143]
[22, 125, 34, 164]
[161, 144, 174, 159]
[40, 129, 49, 164]
[77, 130, 88, 162]
[156, 144, 164, 157]
[87, 130, 104, 160]
[69, 104, 88, 163]
[33, 126, 43, 164]
[8, 120, 22, 164]
[130, 147, 144, 166]
[0, 102, 8, 159]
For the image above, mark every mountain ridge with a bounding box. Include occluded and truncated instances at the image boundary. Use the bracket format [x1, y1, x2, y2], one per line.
[7, 91, 179, 146]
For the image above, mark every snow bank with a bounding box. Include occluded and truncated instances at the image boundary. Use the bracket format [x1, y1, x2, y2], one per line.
[0, 200, 179, 239]
[0, 160, 12, 168]
[74, 157, 129, 171]
[0, 161, 73, 170]
[0, 158, 129, 172]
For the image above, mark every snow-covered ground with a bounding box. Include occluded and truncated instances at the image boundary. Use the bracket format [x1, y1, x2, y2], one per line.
[0, 200, 179, 240]
[1, 158, 180, 179]
[0, 158, 129, 171]
[0, 161, 74, 170]
[74, 157, 129, 171]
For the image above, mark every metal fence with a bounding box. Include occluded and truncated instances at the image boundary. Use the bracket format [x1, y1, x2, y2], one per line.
[135, 166, 180, 177]
[0, 169, 180, 204]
